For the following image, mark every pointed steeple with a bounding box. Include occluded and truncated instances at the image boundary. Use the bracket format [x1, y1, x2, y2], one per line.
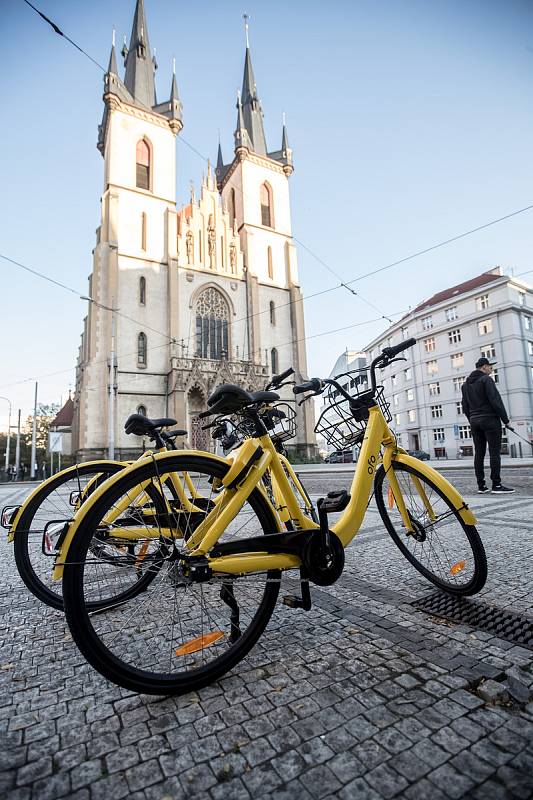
[123, 0, 157, 109]
[280, 113, 293, 173]
[236, 16, 267, 155]
[234, 90, 251, 151]
[108, 30, 118, 75]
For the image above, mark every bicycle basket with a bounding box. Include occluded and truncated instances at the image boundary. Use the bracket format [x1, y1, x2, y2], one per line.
[262, 403, 297, 443]
[315, 370, 391, 452]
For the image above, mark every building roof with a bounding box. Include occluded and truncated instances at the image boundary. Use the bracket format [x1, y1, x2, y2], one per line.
[414, 268, 503, 313]
[51, 397, 74, 429]
[123, 0, 157, 109]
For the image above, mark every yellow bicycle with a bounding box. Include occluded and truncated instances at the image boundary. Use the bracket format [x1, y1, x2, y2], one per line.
[58, 338, 487, 695]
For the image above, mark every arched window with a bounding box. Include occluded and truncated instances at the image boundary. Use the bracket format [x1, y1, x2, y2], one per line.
[137, 332, 147, 366]
[229, 188, 236, 230]
[269, 301, 275, 325]
[137, 405, 147, 416]
[260, 183, 273, 228]
[267, 246, 273, 279]
[271, 348, 278, 375]
[195, 287, 229, 360]
[139, 277, 146, 305]
[136, 139, 151, 190]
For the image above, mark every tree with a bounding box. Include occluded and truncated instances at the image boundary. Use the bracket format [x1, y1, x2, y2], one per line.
[22, 403, 60, 471]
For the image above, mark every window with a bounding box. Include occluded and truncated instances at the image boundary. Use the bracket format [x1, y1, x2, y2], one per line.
[401, 327, 409, 340]
[404, 367, 412, 381]
[139, 276, 146, 305]
[271, 348, 278, 374]
[422, 316, 433, 330]
[431, 405, 443, 419]
[424, 337, 436, 353]
[393, 394, 399, 407]
[528, 341, 533, 357]
[260, 183, 273, 228]
[229, 188, 236, 230]
[459, 425, 471, 440]
[137, 332, 147, 366]
[198, 231, 202, 262]
[451, 352, 464, 368]
[518, 291, 526, 307]
[395, 413, 401, 426]
[195, 287, 229, 360]
[141, 212, 147, 251]
[267, 247, 273, 279]
[456, 401, 462, 415]
[136, 139, 150, 190]
[220, 236, 225, 269]
[433, 428, 445, 442]
[428, 382, 440, 396]
[406, 388, 414, 402]
[478, 319, 493, 336]
[476, 294, 489, 311]
[391, 374, 398, 387]
[524, 315, 532, 331]
[137, 405, 147, 416]
[427, 360, 438, 375]
[408, 409, 416, 423]
[445, 306, 458, 322]
[453, 376, 466, 391]
[448, 329, 461, 344]
[434, 447, 447, 458]
[269, 301, 276, 325]
[480, 344, 496, 359]
[492, 368, 499, 384]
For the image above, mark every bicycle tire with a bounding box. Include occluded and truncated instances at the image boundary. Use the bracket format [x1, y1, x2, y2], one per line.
[62, 453, 281, 695]
[13, 462, 124, 609]
[374, 462, 487, 596]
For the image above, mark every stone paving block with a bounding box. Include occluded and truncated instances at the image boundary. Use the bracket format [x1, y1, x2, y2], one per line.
[300, 764, 343, 799]
[126, 758, 164, 792]
[403, 778, 449, 800]
[351, 739, 390, 771]
[366, 761, 409, 799]
[338, 776, 382, 800]
[89, 773, 132, 800]
[105, 744, 140, 774]
[269, 748, 308, 781]
[328, 751, 366, 784]
[210, 776, 251, 800]
[496, 765, 533, 799]
[427, 763, 476, 799]
[241, 762, 284, 796]
[450, 749, 495, 781]
[15, 756, 52, 787]
[389, 750, 431, 782]
[470, 779, 514, 800]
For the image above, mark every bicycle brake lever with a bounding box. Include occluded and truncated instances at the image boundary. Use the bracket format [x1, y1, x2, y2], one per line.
[379, 356, 407, 370]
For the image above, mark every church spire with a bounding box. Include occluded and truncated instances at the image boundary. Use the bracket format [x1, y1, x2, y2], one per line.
[235, 15, 267, 156]
[108, 30, 118, 75]
[123, 0, 156, 109]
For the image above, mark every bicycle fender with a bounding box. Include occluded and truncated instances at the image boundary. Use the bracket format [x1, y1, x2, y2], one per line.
[7, 460, 126, 543]
[389, 453, 477, 526]
[52, 450, 230, 581]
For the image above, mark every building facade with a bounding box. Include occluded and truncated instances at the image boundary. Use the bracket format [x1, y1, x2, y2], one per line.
[364, 268, 533, 459]
[72, 0, 315, 459]
[316, 350, 367, 460]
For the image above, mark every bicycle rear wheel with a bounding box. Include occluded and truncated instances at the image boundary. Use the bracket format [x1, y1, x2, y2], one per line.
[13, 462, 123, 609]
[62, 454, 281, 695]
[374, 462, 487, 596]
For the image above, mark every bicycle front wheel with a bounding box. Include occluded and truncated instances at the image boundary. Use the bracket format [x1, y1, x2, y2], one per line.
[62, 453, 281, 696]
[374, 462, 487, 596]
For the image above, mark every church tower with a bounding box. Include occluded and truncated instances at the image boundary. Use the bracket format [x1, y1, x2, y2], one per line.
[73, 3, 315, 459]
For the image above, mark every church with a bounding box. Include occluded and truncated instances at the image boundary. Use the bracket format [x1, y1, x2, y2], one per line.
[72, 0, 316, 460]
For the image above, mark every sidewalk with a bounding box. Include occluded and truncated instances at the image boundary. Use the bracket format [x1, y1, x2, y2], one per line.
[297, 457, 533, 473]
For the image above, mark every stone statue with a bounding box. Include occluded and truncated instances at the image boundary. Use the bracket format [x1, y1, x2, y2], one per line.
[207, 215, 216, 268]
[186, 230, 194, 264]
[229, 241, 237, 272]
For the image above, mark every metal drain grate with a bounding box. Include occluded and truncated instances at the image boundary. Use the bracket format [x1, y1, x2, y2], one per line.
[413, 592, 533, 650]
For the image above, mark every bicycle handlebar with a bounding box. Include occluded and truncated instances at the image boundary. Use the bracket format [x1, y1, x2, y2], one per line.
[293, 378, 323, 395]
[381, 337, 417, 360]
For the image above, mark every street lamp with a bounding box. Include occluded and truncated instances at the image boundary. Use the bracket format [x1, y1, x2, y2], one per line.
[0, 396, 12, 475]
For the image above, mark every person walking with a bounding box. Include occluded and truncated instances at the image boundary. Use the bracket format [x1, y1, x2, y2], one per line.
[461, 357, 514, 494]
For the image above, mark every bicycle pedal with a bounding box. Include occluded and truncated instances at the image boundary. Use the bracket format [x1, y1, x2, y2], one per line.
[317, 490, 350, 514]
[282, 594, 311, 610]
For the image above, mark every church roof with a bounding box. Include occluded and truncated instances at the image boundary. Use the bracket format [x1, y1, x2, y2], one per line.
[238, 47, 267, 156]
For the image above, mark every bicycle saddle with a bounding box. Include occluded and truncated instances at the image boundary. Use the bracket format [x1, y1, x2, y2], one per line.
[124, 414, 184, 437]
[206, 384, 279, 415]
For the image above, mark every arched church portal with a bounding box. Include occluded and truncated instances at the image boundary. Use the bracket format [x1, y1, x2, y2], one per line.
[188, 387, 208, 451]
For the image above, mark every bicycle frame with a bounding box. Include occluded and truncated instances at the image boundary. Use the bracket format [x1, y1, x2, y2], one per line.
[53, 403, 477, 581]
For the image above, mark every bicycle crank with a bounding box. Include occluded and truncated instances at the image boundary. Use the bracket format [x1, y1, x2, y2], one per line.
[301, 531, 345, 586]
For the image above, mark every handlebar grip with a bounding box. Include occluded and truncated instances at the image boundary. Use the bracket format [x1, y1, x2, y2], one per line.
[382, 337, 417, 359]
[293, 378, 322, 395]
[272, 366, 295, 385]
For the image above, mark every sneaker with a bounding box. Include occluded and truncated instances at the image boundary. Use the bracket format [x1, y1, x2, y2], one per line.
[491, 485, 515, 494]
[477, 486, 490, 494]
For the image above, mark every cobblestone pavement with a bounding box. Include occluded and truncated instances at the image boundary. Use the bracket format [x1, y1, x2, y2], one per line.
[1, 472, 532, 800]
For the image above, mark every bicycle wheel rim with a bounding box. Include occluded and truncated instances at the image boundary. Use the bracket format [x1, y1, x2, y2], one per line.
[63, 454, 281, 695]
[375, 462, 487, 595]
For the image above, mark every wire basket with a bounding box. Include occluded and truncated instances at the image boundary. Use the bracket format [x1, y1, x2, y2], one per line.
[315, 370, 391, 452]
[262, 403, 297, 443]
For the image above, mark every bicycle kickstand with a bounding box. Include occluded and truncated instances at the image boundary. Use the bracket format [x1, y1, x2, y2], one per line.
[282, 568, 312, 611]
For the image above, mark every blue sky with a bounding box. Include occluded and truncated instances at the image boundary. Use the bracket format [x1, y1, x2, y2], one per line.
[1, 0, 533, 427]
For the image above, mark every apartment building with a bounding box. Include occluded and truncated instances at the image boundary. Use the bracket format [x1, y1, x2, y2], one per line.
[364, 268, 533, 458]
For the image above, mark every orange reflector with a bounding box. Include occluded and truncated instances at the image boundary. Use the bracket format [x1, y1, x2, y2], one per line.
[450, 561, 466, 575]
[135, 542, 149, 568]
[387, 486, 395, 510]
[175, 631, 225, 656]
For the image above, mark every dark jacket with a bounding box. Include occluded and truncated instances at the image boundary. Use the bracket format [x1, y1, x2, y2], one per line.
[461, 370, 509, 424]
